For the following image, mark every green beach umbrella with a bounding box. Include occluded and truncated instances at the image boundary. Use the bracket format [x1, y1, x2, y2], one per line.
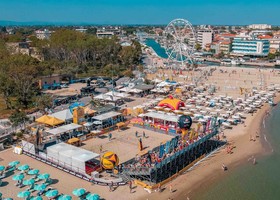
[18, 164, 30, 171]
[0, 165, 5, 171]
[28, 169, 39, 175]
[23, 178, 35, 186]
[4, 198, 13, 200]
[86, 193, 100, 200]
[38, 173, 50, 180]
[17, 191, 31, 198]
[45, 189, 59, 198]
[58, 195, 72, 200]
[34, 183, 47, 191]
[0, 192, 2, 197]
[12, 173, 25, 181]
[9, 160, 20, 167]
[30, 196, 43, 200]
[72, 188, 86, 197]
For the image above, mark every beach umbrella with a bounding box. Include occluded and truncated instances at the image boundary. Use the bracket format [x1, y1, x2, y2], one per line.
[86, 193, 100, 200]
[30, 196, 43, 200]
[0, 165, 5, 171]
[58, 195, 72, 200]
[9, 160, 20, 167]
[45, 189, 59, 198]
[38, 173, 50, 180]
[34, 183, 47, 191]
[72, 188, 86, 197]
[23, 178, 35, 186]
[0, 192, 2, 197]
[18, 164, 30, 171]
[28, 169, 40, 175]
[17, 191, 31, 198]
[12, 173, 25, 181]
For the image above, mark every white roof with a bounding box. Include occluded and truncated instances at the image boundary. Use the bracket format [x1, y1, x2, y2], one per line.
[92, 111, 121, 121]
[118, 87, 131, 92]
[143, 112, 180, 123]
[94, 94, 120, 102]
[46, 123, 82, 135]
[50, 109, 73, 121]
[129, 88, 142, 93]
[47, 142, 99, 161]
[105, 91, 130, 98]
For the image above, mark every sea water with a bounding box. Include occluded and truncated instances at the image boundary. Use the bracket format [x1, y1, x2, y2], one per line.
[194, 104, 280, 200]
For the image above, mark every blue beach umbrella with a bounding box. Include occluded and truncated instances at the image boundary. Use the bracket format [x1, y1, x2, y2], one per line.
[72, 188, 86, 197]
[34, 183, 47, 191]
[9, 160, 20, 167]
[38, 173, 50, 180]
[86, 193, 100, 200]
[23, 178, 35, 186]
[28, 169, 39, 175]
[58, 195, 72, 200]
[0, 165, 5, 171]
[18, 164, 30, 171]
[30, 196, 43, 200]
[17, 191, 31, 198]
[45, 190, 59, 198]
[12, 173, 25, 181]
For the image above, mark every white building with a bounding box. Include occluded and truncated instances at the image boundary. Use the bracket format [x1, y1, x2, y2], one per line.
[75, 28, 87, 33]
[248, 24, 272, 30]
[35, 29, 52, 40]
[197, 29, 214, 49]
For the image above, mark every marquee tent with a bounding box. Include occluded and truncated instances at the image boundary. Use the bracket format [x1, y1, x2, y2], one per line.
[158, 96, 185, 110]
[50, 109, 73, 121]
[47, 143, 99, 174]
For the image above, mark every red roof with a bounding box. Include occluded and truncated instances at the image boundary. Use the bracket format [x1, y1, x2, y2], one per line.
[258, 35, 273, 39]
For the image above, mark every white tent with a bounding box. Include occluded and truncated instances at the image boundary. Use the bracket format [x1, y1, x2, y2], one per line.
[105, 91, 130, 98]
[118, 87, 131, 93]
[94, 94, 120, 102]
[142, 111, 180, 123]
[129, 88, 143, 93]
[50, 109, 73, 121]
[47, 143, 99, 174]
[46, 123, 82, 136]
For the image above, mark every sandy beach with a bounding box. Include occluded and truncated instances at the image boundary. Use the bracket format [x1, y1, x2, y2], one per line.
[1, 66, 280, 200]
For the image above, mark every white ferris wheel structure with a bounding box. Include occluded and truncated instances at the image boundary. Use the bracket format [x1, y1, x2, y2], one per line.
[164, 18, 196, 68]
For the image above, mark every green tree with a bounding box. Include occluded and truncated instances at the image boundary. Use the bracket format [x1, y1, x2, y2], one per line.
[9, 110, 29, 127]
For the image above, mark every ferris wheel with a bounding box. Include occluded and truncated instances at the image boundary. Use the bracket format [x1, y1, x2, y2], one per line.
[164, 18, 196, 67]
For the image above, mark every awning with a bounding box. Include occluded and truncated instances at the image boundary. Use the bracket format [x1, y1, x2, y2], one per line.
[46, 123, 82, 135]
[68, 137, 80, 144]
[142, 111, 180, 123]
[92, 111, 121, 121]
[44, 117, 64, 126]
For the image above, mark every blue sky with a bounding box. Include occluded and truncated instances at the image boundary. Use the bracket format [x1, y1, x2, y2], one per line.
[0, 0, 280, 25]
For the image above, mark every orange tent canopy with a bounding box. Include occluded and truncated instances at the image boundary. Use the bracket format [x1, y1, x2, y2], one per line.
[158, 95, 185, 110]
[44, 116, 64, 126]
[35, 115, 52, 123]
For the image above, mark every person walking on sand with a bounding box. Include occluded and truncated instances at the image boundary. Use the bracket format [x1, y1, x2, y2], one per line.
[143, 131, 146, 138]
[99, 145, 103, 153]
[158, 183, 162, 193]
[109, 181, 114, 192]
[129, 181, 133, 193]
[169, 184, 173, 193]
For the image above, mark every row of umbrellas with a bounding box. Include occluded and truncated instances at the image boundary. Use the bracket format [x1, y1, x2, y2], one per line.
[16, 189, 100, 200]
[2, 161, 100, 200]
[12, 173, 50, 181]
